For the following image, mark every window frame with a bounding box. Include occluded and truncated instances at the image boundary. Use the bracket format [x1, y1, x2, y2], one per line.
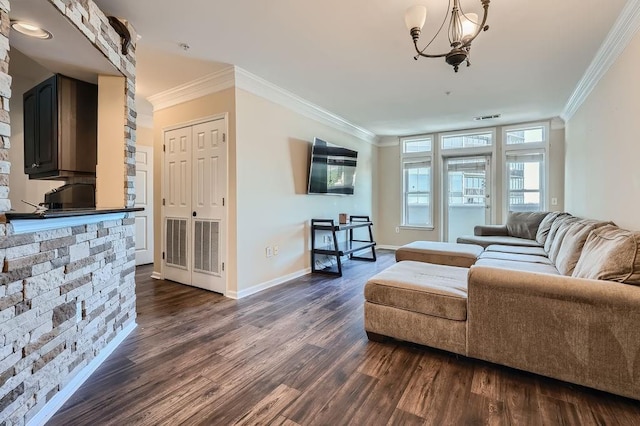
[400, 135, 434, 229]
[502, 122, 550, 218]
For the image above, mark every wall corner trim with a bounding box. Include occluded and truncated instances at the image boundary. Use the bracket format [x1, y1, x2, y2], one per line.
[26, 322, 137, 426]
[233, 67, 378, 145]
[227, 267, 312, 299]
[561, 0, 640, 121]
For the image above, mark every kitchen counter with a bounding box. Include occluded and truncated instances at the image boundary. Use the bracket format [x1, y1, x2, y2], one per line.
[3, 207, 143, 235]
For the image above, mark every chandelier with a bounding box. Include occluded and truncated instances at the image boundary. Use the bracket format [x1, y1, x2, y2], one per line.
[405, 0, 490, 72]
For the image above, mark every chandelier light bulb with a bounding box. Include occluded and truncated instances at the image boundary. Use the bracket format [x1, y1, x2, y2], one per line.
[405, 5, 427, 31]
[461, 13, 479, 39]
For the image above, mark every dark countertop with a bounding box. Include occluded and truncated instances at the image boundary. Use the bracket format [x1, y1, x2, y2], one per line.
[4, 207, 143, 220]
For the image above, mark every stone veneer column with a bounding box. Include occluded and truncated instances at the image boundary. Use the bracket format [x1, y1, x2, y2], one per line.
[0, 0, 139, 424]
[0, 0, 10, 216]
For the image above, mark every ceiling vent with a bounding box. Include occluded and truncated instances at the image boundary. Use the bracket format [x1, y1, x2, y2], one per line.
[473, 114, 501, 121]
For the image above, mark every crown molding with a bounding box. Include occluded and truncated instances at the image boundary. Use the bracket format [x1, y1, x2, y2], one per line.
[561, 0, 640, 121]
[136, 112, 153, 129]
[376, 136, 400, 147]
[233, 67, 378, 145]
[550, 116, 565, 130]
[147, 66, 235, 111]
[145, 65, 379, 144]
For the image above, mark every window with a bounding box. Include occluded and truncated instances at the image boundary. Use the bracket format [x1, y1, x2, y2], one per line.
[503, 124, 548, 214]
[446, 157, 487, 206]
[506, 152, 544, 212]
[506, 126, 545, 145]
[442, 131, 493, 150]
[401, 137, 432, 227]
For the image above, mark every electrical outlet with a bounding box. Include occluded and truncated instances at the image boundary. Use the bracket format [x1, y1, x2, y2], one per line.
[265, 246, 273, 257]
[273, 245, 279, 256]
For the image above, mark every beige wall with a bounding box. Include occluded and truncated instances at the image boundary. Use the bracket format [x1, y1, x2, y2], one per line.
[7, 50, 58, 212]
[152, 88, 237, 285]
[565, 30, 640, 230]
[235, 88, 375, 293]
[376, 121, 565, 247]
[96, 75, 126, 207]
[137, 126, 154, 147]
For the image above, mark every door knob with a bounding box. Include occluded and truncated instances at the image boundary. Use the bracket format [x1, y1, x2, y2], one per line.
[192, 211, 197, 217]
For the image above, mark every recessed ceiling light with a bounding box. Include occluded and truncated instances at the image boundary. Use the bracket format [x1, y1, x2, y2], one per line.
[11, 21, 53, 40]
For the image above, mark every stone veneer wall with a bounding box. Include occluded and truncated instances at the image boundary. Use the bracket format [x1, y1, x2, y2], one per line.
[0, 0, 138, 424]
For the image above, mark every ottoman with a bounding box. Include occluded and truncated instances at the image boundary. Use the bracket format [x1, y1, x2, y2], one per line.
[395, 241, 484, 267]
[364, 261, 469, 355]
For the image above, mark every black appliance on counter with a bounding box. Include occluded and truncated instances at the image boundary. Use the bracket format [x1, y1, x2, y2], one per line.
[42, 183, 95, 210]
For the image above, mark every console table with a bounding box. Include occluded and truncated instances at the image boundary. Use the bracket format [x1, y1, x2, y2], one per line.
[311, 215, 377, 276]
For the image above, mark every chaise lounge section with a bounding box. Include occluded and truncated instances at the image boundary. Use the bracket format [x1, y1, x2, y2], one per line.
[364, 212, 640, 400]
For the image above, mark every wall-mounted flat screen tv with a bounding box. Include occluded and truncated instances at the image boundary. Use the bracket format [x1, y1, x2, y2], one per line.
[308, 138, 358, 195]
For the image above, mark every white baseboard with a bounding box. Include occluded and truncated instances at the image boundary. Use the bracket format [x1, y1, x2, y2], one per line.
[150, 271, 162, 280]
[27, 321, 137, 426]
[227, 267, 311, 299]
[377, 245, 400, 251]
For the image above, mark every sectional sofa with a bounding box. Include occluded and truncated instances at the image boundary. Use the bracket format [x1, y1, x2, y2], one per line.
[364, 212, 640, 400]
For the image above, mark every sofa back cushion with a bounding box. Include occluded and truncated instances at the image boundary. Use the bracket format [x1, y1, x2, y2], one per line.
[546, 214, 577, 258]
[506, 211, 549, 240]
[554, 220, 610, 275]
[543, 212, 571, 253]
[573, 225, 640, 285]
[536, 211, 561, 245]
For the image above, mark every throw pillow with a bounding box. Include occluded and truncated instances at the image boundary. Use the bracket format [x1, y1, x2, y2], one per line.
[506, 211, 549, 240]
[536, 211, 561, 245]
[573, 225, 640, 285]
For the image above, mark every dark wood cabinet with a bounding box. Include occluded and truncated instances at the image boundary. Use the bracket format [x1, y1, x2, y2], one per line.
[23, 74, 97, 180]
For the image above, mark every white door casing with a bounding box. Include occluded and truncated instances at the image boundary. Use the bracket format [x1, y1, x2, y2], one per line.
[135, 145, 154, 266]
[162, 117, 227, 294]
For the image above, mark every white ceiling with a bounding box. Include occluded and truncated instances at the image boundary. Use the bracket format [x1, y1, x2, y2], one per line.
[9, 0, 120, 83]
[91, 0, 628, 136]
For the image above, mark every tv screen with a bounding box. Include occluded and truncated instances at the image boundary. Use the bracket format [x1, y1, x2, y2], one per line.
[308, 138, 358, 195]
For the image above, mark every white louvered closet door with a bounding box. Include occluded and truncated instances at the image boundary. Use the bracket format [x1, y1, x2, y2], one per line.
[191, 120, 226, 293]
[164, 126, 192, 284]
[163, 119, 227, 294]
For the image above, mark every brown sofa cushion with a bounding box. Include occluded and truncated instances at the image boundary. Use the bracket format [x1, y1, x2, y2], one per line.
[479, 251, 553, 265]
[506, 211, 549, 240]
[395, 241, 483, 267]
[543, 213, 572, 253]
[547, 215, 579, 260]
[572, 225, 640, 285]
[457, 235, 542, 249]
[536, 211, 562, 245]
[364, 261, 468, 321]
[485, 244, 547, 257]
[555, 220, 608, 275]
[474, 258, 560, 275]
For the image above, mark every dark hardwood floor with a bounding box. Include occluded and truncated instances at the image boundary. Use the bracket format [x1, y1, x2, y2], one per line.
[48, 250, 640, 425]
